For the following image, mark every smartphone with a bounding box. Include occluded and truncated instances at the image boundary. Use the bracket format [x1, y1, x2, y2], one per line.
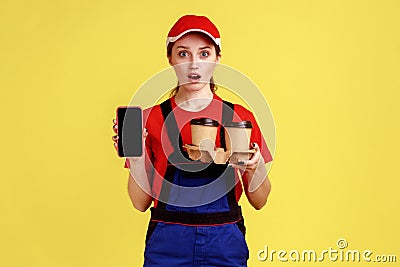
[116, 106, 143, 157]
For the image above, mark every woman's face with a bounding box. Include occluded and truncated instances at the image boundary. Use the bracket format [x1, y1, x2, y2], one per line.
[168, 32, 221, 93]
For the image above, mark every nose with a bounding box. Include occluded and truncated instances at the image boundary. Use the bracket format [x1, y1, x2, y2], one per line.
[189, 55, 199, 70]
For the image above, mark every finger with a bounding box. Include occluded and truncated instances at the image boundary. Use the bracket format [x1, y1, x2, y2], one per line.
[113, 142, 118, 151]
[237, 152, 260, 171]
[240, 160, 258, 171]
[238, 161, 257, 171]
[242, 151, 260, 164]
[229, 163, 247, 171]
[112, 135, 119, 142]
[251, 142, 260, 152]
[112, 119, 116, 124]
[113, 124, 118, 134]
[248, 142, 261, 162]
[248, 150, 261, 165]
[143, 128, 148, 138]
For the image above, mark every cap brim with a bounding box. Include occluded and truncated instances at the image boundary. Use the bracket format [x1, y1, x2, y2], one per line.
[166, 29, 221, 49]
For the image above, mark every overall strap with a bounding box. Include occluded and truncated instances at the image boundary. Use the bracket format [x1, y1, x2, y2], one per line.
[220, 100, 234, 150]
[157, 99, 178, 210]
[160, 99, 192, 163]
[160, 99, 183, 155]
[219, 100, 238, 210]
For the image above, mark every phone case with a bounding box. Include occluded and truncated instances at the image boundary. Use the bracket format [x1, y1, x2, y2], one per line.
[116, 106, 143, 157]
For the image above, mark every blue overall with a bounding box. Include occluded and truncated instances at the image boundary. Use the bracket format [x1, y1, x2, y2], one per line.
[143, 99, 249, 267]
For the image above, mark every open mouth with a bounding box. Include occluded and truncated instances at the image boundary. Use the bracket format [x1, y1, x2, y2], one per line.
[188, 73, 201, 80]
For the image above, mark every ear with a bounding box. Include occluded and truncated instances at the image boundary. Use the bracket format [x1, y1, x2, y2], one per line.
[216, 54, 221, 64]
[167, 55, 173, 66]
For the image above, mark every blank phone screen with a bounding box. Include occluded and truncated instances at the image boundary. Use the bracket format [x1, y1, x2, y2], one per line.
[117, 107, 143, 157]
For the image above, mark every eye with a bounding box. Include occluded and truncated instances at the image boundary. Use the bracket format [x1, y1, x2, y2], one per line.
[201, 50, 210, 57]
[178, 51, 189, 57]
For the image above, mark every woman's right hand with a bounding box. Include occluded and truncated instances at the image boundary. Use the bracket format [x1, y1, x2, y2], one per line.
[112, 119, 120, 152]
[113, 119, 152, 211]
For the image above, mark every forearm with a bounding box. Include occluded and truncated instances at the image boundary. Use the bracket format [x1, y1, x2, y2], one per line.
[127, 157, 152, 212]
[241, 159, 271, 210]
[243, 173, 271, 210]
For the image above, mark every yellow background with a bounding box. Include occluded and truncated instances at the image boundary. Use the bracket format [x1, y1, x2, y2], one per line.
[1, 0, 399, 266]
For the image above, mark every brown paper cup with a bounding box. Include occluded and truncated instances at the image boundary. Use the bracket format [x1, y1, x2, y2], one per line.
[224, 121, 252, 152]
[190, 118, 219, 150]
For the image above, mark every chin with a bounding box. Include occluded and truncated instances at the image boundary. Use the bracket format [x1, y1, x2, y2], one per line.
[181, 82, 209, 92]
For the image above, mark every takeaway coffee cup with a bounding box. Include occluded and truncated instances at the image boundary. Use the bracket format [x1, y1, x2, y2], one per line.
[224, 121, 253, 152]
[190, 118, 219, 149]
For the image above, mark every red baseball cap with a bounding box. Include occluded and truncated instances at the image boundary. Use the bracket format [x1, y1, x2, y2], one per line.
[166, 15, 221, 50]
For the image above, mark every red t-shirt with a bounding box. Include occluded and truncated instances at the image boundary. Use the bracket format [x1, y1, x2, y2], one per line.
[124, 94, 273, 205]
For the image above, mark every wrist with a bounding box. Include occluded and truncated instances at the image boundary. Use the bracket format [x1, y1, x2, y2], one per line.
[247, 161, 267, 193]
[128, 154, 145, 166]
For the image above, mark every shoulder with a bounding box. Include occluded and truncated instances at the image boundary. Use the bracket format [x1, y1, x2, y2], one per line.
[215, 94, 251, 113]
[233, 103, 252, 115]
[214, 94, 255, 121]
[143, 104, 163, 128]
[230, 103, 256, 122]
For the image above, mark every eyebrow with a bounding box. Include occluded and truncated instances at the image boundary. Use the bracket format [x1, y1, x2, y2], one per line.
[176, 46, 212, 50]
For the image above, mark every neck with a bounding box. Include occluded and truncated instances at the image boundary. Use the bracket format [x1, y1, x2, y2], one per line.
[174, 85, 214, 112]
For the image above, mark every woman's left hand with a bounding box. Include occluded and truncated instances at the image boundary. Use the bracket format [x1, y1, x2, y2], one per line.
[230, 143, 270, 206]
[229, 142, 261, 172]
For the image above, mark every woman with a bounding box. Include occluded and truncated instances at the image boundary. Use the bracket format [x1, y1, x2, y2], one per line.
[112, 15, 272, 267]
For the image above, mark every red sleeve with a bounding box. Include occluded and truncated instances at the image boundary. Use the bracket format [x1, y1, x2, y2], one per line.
[123, 158, 129, 168]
